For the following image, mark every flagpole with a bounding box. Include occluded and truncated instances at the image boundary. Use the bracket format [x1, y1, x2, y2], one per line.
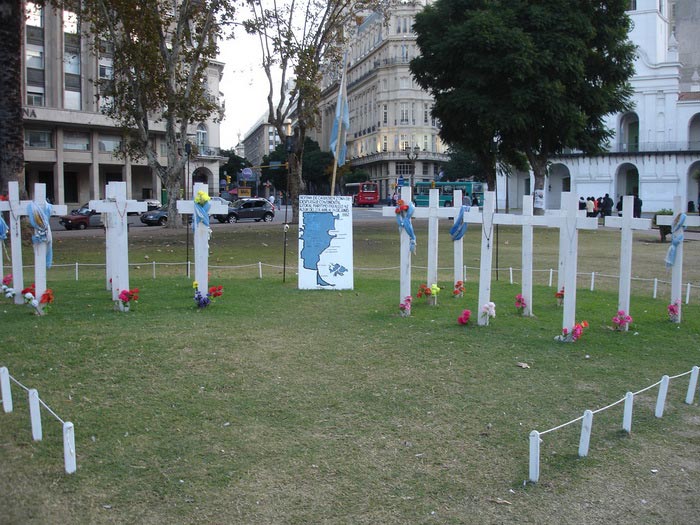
[330, 52, 348, 197]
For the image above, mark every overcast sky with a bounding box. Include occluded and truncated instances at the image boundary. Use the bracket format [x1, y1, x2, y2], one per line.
[217, 34, 270, 150]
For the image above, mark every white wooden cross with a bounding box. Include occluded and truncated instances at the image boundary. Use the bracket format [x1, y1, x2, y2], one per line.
[451, 190, 466, 292]
[26, 184, 67, 311]
[656, 196, 700, 323]
[0, 182, 29, 304]
[176, 183, 227, 294]
[412, 188, 462, 303]
[604, 196, 652, 327]
[89, 182, 146, 306]
[546, 192, 598, 331]
[382, 187, 415, 305]
[493, 195, 552, 317]
[476, 191, 497, 325]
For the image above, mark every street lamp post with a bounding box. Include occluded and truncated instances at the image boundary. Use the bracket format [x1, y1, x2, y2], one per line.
[405, 145, 420, 191]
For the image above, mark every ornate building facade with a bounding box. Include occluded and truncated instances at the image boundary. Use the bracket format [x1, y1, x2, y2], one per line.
[21, 1, 225, 205]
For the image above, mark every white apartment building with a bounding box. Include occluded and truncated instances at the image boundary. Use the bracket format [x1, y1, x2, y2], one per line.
[318, 4, 449, 200]
[22, 2, 225, 206]
[242, 114, 285, 171]
[502, 0, 700, 212]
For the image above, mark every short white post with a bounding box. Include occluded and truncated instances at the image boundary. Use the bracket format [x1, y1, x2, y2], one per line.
[509, 267, 513, 284]
[152, 261, 156, 279]
[187, 260, 191, 278]
[590, 272, 595, 292]
[653, 278, 658, 299]
[63, 421, 77, 474]
[578, 410, 593, 457]
[655, 375, 670, 418]
[548, 269, 553, 287]
[75, 262, 79, 281]
[529, 430, 540, 483]
[463, 265, 467, 281]
[1, 366, 13, 413]
[622, 392, 634, 433]
[685, 282, 691, 304]
[685, 366, 699, 405]
[258, 261, 263, 279]
[28, 388, 42, 441]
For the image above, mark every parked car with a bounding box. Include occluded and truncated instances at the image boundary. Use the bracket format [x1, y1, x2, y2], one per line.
[59, 208, 102, 230]
[214, 198, 275, 223]
[140, 208, 169, 226]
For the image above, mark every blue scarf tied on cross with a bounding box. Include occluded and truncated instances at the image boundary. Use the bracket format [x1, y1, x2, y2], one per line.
[665, 213, 686, 268]
[0, 215, 8, 241]
[27, 201, 54, 268]
[396, 201, 416, 254]
[193, 199, 211, 233]
[450, 205, 471, 241]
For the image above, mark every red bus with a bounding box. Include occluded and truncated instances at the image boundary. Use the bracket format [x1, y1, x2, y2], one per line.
[345, 182, 380, 207]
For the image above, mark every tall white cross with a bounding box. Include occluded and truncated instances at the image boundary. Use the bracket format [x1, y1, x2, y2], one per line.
[89, 182, 146, 306]
[547, 192, 598, 331]
[177, 183, 227, 294]
[451, 190, 465, 292]
[0, 182, 30, 304]
[604, 196, 652, 327]
[476, 192, 497, 326]
[382, 187, 415, 305]
[27, 184, 67, 311]
[493, 195, 552, 317]
[656, 196, 700, 323]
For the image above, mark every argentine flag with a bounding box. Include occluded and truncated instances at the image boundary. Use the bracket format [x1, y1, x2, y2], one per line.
[329, 53, 349, 166]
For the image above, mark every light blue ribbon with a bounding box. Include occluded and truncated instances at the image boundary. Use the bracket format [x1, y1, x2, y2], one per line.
[193, 200, 211, 232]
[396, 202, 416, 253]
[665, 213, 686, 268]
[0, 215, 8, 241]
[450, 205, 471, 241]
[27, 201, 53, 268]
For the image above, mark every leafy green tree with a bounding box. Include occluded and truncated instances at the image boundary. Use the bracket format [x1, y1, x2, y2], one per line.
[219, 149, 252, 186]
[61, 0, 233, 226]
[442, 147, 484, 182]
[244, 0, 390, 222]
[301, 138, 334, 193]
[411, 0, 636, 213]
[0, 0, 25, 195]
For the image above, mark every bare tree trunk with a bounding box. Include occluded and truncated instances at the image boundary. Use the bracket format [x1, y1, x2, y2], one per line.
[0, 1, 25, 195]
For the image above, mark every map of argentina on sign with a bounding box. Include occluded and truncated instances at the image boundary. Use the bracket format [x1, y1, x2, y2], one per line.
[298, 195, 354, 290]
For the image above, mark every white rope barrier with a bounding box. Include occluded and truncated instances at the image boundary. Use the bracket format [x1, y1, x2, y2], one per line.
[529, 366, 699, 483]
[0, 366, 76, 474]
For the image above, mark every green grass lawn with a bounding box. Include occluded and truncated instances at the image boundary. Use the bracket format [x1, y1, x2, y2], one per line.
[1, 222, 700, 524]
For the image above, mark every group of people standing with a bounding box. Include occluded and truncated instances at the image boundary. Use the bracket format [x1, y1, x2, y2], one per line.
[579, 193, 642, 218]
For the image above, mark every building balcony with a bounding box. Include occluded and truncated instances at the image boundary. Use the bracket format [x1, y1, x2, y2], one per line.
[195, 146, 222, 158]
[349, 150, 450, 166]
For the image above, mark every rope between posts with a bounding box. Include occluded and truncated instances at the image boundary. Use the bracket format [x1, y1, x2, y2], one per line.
[38, 398, 65, 424]
[591, 397, 626, 415]
[633, 380, 663, 396]
[539, 416, 585, 436]
[669, 370, 693, 380]
[9, 375, 30, 392]
[9, 374, 65, 423]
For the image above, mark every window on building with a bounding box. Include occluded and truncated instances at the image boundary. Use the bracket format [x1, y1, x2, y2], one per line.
[400, 103, 409, 124]
[196, 123, 208, 148]
[423, 104, 429, 124]
[24, 129, 52, 148]
[422, 164, 429, 176]
[27, 88, 44, 106]
[63, 131, 90, 151]
[383, 104, 388, 125]
[98, 135, 121, 153]
[423, 135, 429, 151]
[99, 63, 113, 80]
[26, 46, 44, 69]
[382, 135, 388, 152]
[627, 0, 636, 10]
[64, 51, 80, 75]
[26, 2, 43, 27]
[400, 76, 409, 89]
[63, 10, 78, 33]
[64, 90, 81, 110]
[396, 162, 412, 176]
[400, 134, 409, 151]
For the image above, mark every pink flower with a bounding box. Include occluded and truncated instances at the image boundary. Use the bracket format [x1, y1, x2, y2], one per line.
[457, 309, 471, 325]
